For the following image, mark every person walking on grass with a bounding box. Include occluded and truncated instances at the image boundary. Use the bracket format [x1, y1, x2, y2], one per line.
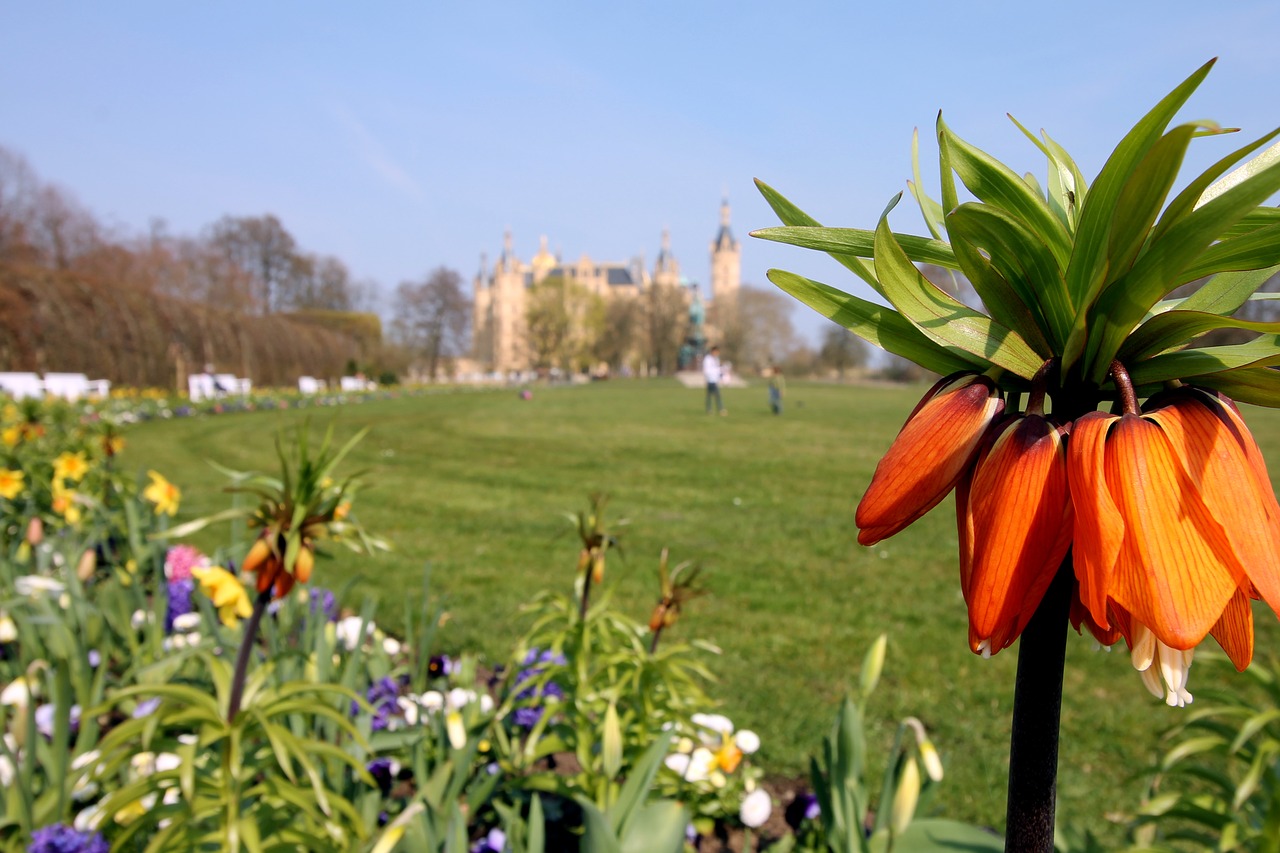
[703, 345, 726, 416]
[768, 364, 786, 415]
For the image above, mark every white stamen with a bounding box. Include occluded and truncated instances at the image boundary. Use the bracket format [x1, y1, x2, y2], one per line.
[1129, 620, 1194, 707]
[976, 639, 992, 659]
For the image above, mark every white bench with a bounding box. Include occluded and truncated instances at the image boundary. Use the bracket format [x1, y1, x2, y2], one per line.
[43, 373, 90, 401]
[0, 372, 43, 400]
[298, 376, 324, 394]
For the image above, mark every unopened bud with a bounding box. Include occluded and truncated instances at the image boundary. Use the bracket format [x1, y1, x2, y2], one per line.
[77, 549, 97, 582]
[25, 517, 43, 546]
[919, 738, 943, 782]
[859, 634, 887, 698]
[890, 757, 921, 835]
[591, 553, 606, 584]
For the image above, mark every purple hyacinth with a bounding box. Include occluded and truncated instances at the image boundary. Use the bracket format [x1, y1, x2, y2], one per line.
[28, 824, 108, 853]
[164, 578, 195, 634]
[309, 587, 338, 623]
[353, 676, 402, 731]
[511, 649, 566, 729]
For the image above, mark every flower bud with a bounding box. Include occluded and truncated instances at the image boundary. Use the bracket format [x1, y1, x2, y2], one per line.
[890, 757, 921, 835]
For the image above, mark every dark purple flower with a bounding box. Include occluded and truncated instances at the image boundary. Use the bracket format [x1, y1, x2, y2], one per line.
[367, 757, 397, 797]
[164, 579, 195, 634]
[428, 655, 455, 679]
[28, 823, 108, 853]
[511, 649, 566, 729]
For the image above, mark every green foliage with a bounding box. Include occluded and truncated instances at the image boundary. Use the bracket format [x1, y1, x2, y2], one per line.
[755, 61, 1280, 404]
[798, 637, 1002, 853]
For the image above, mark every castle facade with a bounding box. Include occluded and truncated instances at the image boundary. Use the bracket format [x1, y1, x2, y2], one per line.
[471, 200, 740, 373]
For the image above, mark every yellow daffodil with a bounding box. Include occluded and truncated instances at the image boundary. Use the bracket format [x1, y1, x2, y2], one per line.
[143, 470, 181, 516]
[53, 451, 89, 484]
[191, 566, 252, 628]
[0, 469, 23, 501]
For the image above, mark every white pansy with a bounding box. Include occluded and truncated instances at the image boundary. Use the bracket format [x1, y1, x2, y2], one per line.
[382, 636, 402, 656]
[335, 616, 374, 651]
[419, 691, 445, 713]
[735, 729, 760, 755]
[397, 696, 420, 726]
[448, 688, 476, 709]
[171, 612, 202, 633]
[691, 713, 735, 737]
[740, 788, 773, 828]
[665, 746, 715, 783]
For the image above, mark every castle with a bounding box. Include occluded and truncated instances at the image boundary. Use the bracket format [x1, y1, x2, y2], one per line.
[470, 200, 741, 373]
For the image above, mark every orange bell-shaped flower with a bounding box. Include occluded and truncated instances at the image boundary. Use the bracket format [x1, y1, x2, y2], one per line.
[1068, 386, 1280, 696]
[958, 413, 1072, 656]
[856, 372, 1003, 545]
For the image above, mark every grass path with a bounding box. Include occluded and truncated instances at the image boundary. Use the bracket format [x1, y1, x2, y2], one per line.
[119, 379, 1280, 838]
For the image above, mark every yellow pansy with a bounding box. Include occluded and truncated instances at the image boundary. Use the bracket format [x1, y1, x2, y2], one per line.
[0, 469, 23, 501]
[191, 566, 253, 628]
[143, 470, 181, 516]
[53, 451, 90, 484]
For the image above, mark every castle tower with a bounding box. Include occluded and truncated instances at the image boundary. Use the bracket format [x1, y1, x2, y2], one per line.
[653, 227, 680, 289]
[709, 198, 740, 305]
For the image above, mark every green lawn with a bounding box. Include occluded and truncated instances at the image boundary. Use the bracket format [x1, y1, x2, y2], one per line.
[118, 379, 1280, 839]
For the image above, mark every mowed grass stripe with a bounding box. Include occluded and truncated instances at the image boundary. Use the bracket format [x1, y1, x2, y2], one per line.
[118, 380, 1280, 838]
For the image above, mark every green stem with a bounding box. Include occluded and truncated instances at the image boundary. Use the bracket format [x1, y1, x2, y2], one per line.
[227, 588, 272, 722]
[1004, 556, 1073, 851]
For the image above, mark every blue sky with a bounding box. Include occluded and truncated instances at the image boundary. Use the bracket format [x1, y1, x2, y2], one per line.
[3, 2, 1278, 344]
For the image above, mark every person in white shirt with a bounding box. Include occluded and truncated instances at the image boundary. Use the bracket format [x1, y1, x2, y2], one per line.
[703, 345, 726, 416]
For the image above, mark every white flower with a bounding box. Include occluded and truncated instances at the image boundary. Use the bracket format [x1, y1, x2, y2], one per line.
[382, 636, 402, 656]
[397, 696, 420, 726]
[478, 694, 495, 714]
[131, 610, 151, 630]
[155, 752, 182, 773]
[419, 691, 445, 714]
[445, 710, 467, 750]
[0, 755, 12, 786]
[665, 746, 715, 783]
[171, 612, 202, 633]
[447, 688, 476, 709]
[14, 575, 65, 597]
[735, 729, 761, 755]
[691, 713, 735, 737]
[740, 788, 773, 829]
[335, 616, 373, 650]
[0, 614, 17, 643]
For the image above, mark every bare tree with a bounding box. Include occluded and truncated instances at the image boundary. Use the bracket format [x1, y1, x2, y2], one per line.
[207, 214, 304, 314]
[721, 285, 796, 370]
[391, 266, 471, 380]
[640, 282, 688, 375]
[818, 324, 868, 379]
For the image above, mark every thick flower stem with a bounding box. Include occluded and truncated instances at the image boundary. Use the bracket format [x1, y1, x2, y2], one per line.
[227, 588, 272, 722]
[1005, 556, 1073, 851]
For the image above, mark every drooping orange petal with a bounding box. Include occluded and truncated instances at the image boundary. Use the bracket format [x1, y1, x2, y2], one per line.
[1069, 583, 1121, 647]
[1192, 391, 1280, 616]
[856, 374, 1003, 545]
[1146, 391, 1276, 601]
[1066, 411, 1124, 629]
[1208, 587, 1254, 671]
[965, 415, 1073, 653]
[1105, 414, 1241, 650]
[956, 465, 975, 605]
